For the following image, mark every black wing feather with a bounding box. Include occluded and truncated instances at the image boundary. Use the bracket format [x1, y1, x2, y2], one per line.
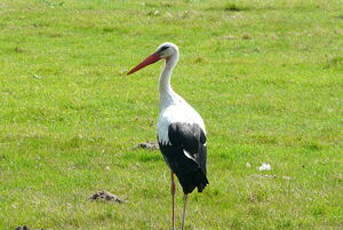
[158, 122, 208, 194]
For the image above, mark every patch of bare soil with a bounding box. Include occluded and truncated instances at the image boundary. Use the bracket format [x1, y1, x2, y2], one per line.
[89, 191, 126, 203]
[15, 226, 44, 230]
[136, 141, 159, 150]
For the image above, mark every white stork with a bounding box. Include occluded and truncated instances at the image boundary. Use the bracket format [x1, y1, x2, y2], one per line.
[127, 42, 208, 230]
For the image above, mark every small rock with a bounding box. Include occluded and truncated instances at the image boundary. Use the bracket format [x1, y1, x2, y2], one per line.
[89, 191, 126, 203]
[258, 163, 272, 171]
[136, 141, 159, 150]
[245, 162, 251, 168]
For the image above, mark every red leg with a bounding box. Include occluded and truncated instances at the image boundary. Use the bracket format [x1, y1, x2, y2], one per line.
[181, 194, 188, 230]
[171, 171, 176, 230]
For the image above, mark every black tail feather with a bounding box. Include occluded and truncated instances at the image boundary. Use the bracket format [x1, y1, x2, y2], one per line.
[197, 175, 209, 193]
[178, 169, 209, 194]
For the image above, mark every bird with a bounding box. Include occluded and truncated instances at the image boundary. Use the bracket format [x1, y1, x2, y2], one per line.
[127, 42, 208, 230]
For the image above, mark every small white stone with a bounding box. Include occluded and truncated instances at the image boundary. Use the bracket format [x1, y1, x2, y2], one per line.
[258, 163, 272, 171]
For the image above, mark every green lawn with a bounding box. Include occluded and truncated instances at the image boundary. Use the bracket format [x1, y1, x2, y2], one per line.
[0, 0, 342, 229]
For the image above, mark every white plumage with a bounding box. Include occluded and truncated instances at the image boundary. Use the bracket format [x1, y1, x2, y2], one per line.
[156, 42, 206, 145]
[158, 103, 206, 145]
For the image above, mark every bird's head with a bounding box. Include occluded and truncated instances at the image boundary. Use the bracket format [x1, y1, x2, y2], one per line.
[156, 42, 179, 59]
[127, 42, 179, 75]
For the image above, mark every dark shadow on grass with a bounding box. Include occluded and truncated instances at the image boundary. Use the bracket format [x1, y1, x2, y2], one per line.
[224, 3, 249, 12]
[206, 2, 252, 12]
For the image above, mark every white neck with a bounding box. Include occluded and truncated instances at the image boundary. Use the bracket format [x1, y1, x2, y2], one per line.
[159, 53, 180, 110]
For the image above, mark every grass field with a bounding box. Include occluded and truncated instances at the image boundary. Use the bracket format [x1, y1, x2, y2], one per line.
[0, 0, 342, 229]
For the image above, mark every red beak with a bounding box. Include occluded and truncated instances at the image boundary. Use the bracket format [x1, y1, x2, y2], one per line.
[127, 52, 162, 75]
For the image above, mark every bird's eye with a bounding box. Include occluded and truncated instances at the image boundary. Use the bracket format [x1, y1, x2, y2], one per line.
[159, 46, 169, 52]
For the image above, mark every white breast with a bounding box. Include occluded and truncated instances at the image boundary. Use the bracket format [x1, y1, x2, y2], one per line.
[157, 103, 206, 145]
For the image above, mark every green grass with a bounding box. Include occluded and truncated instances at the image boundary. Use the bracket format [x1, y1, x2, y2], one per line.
[0, 0, 342, 229]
